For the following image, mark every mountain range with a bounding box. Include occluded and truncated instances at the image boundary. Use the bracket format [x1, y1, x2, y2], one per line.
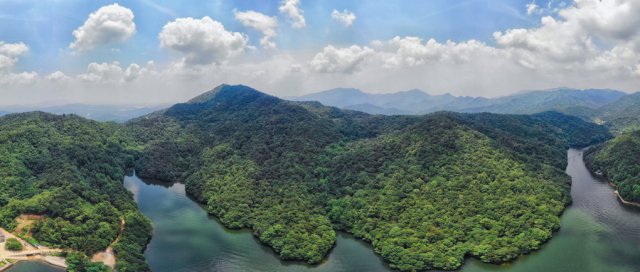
[289, 87, 628, 116]
[0, 104, 166, 122]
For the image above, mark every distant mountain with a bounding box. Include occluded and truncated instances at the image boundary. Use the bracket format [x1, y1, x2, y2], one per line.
[343, 103, 407, 115]
[0, 104, 166, 122]
[289, 88, 471, 115]
[465, 88, 626, 114]
[289, 87, 626, 116]
[598, 92, 640, 121]
[588, 92, 640, 134]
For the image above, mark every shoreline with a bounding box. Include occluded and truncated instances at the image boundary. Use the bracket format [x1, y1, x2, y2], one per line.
[613, 190, 640, 208]
[0, 228, 67, 271]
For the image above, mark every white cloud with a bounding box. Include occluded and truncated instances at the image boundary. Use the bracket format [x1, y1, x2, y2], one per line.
[78, 62, 124, 83]
[0, 41, 28, 71]
[159, 16, 248, 66]
[76, 61, 154, 83]
[526, 2, 539, 15]
[46, 71, 70, 82]
[279, 0, 306, 29]
[4, 0, 640, 105]
[69, 4, 136, 52]
[310, 45, 374, 73]
[0, 71, 39, 85]
[124, 63, 142, 82]
[331, 9, 356, 27]
[234, 10, 278, 49]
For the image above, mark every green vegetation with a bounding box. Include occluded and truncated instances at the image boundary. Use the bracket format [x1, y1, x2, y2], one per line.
[0, 84, 613, 271]
[4, 238, 23, 251]
[585, 130, 640, 202]
[0, 112, 151, 271]
[130, 84, 610, 270]
[66, 252, 110, 272]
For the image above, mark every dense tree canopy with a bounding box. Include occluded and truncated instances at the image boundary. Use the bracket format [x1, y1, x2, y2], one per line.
[0, 112, 151, 271]
[585, 130, 640, 202]
[130, 84, 610, 270]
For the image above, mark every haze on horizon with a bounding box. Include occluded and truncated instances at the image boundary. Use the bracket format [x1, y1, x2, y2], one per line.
[1, 0, 640, 106]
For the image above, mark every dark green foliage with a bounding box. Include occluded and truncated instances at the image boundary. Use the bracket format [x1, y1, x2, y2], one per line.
[4, 237, 23, 251]
[585, 130, 640, 202]
[113, 212, 153, 272]
[0, 112, 151, 271]
[131, 84, 609, 270]
[0, 84, 611, 271]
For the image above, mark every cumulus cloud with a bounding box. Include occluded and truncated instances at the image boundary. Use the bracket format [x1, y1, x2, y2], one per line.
[0, 71, 38, 85]
[0, 41, 29, 71]
[494, 0, 640, 73]
[46, 71, 71, 82]
[234, 10, 278, 49]
[5, 0, 640, 105]
[69, 4, 136, 52]
[78, 62, 124, 83]
[331, 9, 356, 27]
[310, 45, 374, 73]
[279, 0, 305, 28]
[379, 36, 496, 67]
[76, 61, 154, 83]
[124, 63, 142, 82]
[159, 16, 248, 66]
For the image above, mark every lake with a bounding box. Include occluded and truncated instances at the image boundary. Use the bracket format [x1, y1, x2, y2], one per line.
[11, 148, 640, 271]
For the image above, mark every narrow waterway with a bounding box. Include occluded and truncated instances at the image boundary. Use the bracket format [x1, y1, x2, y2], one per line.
[463, 149, 640, 272]
[11, 148, 640, 271]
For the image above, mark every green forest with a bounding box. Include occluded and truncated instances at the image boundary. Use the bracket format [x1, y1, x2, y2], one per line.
[0, 84, 619, 271]
[585, 130, 640, 202]
[128, 84, 611, 271]
[0, 113, 151, 272]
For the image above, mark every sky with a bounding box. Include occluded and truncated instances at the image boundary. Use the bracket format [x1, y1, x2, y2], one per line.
[1, 0, 640, 106]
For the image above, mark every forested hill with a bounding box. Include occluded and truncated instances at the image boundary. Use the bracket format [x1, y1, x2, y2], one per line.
[129, 84, 610, 271]
[0, 112, 152, 271]
[585, 130, 640, 203]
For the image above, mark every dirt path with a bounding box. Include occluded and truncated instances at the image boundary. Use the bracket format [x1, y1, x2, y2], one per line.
[614, 190, 640, 208]
[91, 218, 125, 269]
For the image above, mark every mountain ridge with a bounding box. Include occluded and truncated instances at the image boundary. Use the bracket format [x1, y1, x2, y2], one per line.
[128, 84, 611, 271]
[289, 87, 628, 115]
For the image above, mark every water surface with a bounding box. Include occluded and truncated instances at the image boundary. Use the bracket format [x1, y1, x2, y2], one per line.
[123, 177, 390, 272]
[9, 149, 640, 271]
[463, 149, 640, 272]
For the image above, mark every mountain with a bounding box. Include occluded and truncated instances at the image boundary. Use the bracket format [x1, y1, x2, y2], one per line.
[290, 87, 626, 116]
[0, 112, 151, 271]
[464, 88, 626, 114]
[0, 104, 165, 122]
[289, 87, 473, 115]
[599, 92, 640, 120]
[585, 130, 640, 203]
[129, 84, 610, 271]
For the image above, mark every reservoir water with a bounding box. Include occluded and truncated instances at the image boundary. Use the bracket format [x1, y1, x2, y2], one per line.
[463, 149, 640, 272]
[11, 149, 640, 271]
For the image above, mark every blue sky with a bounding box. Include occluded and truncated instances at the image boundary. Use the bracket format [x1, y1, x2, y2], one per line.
[0, 0, 543, 74]
[0, 0, 639, 105]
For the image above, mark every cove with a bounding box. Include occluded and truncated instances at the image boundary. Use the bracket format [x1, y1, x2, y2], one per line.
[12, 148, 638, 271]
[122, 176, 391, 272]
[463, 149, 640, 272]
